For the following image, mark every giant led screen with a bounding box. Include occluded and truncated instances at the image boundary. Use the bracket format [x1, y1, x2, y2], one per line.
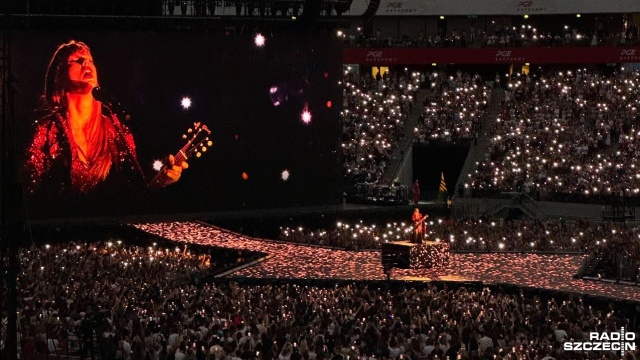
[12, 31, 343, 219]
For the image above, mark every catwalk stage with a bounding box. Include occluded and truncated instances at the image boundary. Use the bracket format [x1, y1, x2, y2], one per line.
[134, 221, 640, 301]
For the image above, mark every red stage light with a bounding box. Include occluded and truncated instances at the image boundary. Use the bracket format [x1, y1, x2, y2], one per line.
[326, 101, 332, 108]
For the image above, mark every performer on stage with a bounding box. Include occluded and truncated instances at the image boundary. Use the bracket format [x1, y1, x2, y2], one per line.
[412, 179, 420, 206]
[412, 207, 428, 243]
[24, 40, 187, 196]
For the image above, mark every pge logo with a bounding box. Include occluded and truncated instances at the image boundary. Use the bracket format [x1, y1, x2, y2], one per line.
[621, 49, 636, 56]
[386, 2, 403, 8]
[518, 1, 533, 7]
[367, 51, 384, 58]
[620, 49, 640, 61]
[494, 50, 525, 62]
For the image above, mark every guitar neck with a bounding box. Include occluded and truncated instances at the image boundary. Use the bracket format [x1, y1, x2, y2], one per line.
[173, 151, 187, 165]
[414, 215, 428, 226]
[149, 169, 167, 190]
[174, 142, 191, 164]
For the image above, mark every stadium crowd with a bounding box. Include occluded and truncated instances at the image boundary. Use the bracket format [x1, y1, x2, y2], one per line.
[9, 238, 640, 360]
[278, 217, 640, 255]
[15, 241, 213, 359]
[341, 71, 419, 183]
[468, 67, 640, 202]
[414, 72, 490, 144]
[349, 24, 638, 49]
[477, 25, 634, 48]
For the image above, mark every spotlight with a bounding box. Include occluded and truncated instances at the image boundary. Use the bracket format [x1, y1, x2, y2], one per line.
[181, 97, 192, 109]
[254, 33, 266, 47]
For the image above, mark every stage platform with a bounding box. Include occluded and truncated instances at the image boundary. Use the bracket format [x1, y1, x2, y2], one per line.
[134, 221, 640, 302]
[382, 240, 450, 269]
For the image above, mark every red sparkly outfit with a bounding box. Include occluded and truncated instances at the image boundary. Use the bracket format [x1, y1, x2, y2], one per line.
[24, 107, 145, 196]
[413, 181, 420, 205]
[412, 210, 424, 242]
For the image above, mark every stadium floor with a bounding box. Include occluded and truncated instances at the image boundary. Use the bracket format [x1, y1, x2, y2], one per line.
[134, 221, 640, 301]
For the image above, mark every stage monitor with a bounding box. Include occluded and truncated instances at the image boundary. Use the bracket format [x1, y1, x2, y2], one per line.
[11, 31, 343, 220]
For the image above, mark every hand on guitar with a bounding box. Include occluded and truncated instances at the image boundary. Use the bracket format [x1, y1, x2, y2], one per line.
[413, 214, 428, 225]
[162, 155, 189, 185]
[150, 155, 189, 189]
[149, 122, 210, 190]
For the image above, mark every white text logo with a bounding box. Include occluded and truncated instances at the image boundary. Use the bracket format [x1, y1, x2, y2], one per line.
[564, 328, 636, 356]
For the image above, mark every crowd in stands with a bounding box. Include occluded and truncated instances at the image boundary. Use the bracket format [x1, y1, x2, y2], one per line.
[279, 220, 412, 250]
[341, 71, 418, 183]
[432, 217, 640, 256]
[278, 216, 640, 255]
[9, 237, 640, 360]
[468, 68, 640, 202]
[478, 25, 636, 48]
[348, 24, 639, 49]
[19, 0, 333, 17]
[15, 241, 213, 359]
[414, 72, 490, 144]
[17, 0, 233, 16]
[24, 0, 163, 16]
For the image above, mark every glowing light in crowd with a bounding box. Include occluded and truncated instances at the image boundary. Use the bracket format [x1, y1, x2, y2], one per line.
[181, 97, 192, 109]
[326, 100, 332, 108]
[242, 172, 249, 180]
[467, 67, 640, 199]
[153, 160, 164, 171]
[270, 86, 280, 106]
[301, 104, 312, 124]
[281, 169, 290, 181]
[254, 33, 266, 47]
[269, 84, 289, 107]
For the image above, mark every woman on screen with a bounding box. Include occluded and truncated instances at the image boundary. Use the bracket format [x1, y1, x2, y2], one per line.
[24, 40, 187, 196]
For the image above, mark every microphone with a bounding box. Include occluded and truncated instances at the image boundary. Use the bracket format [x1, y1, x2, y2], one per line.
[91, 86, 131, 121]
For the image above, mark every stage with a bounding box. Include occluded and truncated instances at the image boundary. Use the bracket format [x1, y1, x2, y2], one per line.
[134, 221, 640, 301]
[382, 240, 450, 269]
